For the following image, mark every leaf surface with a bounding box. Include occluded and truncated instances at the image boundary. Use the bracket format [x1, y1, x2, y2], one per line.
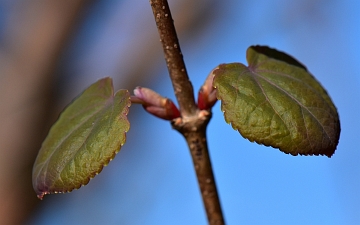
[213, 46, 340, 157]
[32, 77, 130, 199]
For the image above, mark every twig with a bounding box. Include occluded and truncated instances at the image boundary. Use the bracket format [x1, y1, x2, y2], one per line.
[149, 1, 225, 224]
[173, 111, 225, 225]
[149, 0, 196, 117]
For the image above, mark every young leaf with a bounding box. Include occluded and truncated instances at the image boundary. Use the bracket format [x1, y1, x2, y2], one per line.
[32, 77, 131, 199]
[213, 46, 340, 157]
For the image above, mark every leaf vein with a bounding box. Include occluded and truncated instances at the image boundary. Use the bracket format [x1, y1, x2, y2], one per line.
[254, 72, 333, 146]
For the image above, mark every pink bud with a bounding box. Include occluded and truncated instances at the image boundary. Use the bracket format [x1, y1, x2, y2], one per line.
[133, 87, 180, 120]
[197, 69, 218, 110]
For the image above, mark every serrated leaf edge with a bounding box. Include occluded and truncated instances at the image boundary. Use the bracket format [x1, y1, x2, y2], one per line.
[35, 89, 131, 200]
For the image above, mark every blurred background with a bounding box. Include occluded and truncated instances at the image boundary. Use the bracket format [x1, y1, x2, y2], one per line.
[0, 0, 359, 224]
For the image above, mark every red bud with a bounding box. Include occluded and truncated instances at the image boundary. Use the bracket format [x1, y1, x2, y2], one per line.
[197, 69, 218, 110]
[133, 87, 180, 120]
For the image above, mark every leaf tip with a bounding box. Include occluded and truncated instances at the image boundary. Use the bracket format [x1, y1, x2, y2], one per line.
[36, 192, 48, 200]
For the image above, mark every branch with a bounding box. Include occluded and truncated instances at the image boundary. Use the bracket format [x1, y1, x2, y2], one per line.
[172, 111, 225, 225]
[149, 0, 197, 117]
[149, 1, 225, 224]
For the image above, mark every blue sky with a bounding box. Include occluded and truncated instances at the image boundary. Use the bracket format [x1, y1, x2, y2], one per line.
[28, 0, 359, 224]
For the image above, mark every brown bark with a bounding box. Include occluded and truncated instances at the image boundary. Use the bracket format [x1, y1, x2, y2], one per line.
[149, 1, 225, 224]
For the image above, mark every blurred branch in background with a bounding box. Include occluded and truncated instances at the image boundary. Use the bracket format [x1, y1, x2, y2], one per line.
[0, 1, 89, 224]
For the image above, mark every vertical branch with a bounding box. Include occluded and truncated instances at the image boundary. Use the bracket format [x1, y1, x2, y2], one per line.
[186, 133, 224, 224]
[173, 111, 225, 225]
[149, 0, 225, 224]
[149, 0, 197, 117]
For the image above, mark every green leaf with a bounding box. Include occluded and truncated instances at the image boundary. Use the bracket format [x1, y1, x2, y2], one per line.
[32, 77, 131, 199]
[213, 46, 340, 157]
